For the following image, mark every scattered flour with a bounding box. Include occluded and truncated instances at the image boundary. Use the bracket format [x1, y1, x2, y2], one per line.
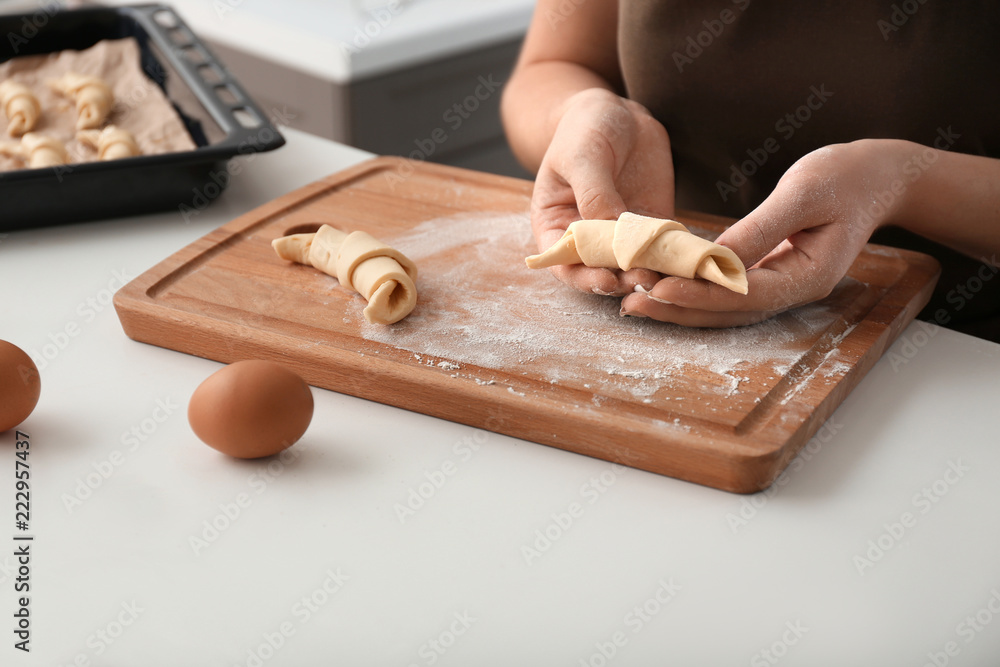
[355, 212, 858, 415]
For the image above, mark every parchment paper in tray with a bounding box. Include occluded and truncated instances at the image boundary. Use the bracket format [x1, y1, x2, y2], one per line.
[0, 38, 196, 171]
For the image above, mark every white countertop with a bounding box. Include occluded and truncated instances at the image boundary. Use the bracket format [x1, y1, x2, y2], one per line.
[3, 128, 1000, 666]
[96, 0, 536, 82]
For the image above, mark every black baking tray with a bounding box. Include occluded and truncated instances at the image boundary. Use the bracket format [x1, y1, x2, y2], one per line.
[0, 4, 285, 230]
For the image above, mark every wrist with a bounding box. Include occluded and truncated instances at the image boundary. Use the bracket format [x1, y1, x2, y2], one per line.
[853, 138, 935, 231]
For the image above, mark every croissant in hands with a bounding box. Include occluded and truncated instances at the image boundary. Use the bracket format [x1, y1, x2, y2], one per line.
[526, 212, 749, 295]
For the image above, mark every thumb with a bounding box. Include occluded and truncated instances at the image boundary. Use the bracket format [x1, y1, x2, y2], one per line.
[568, 159, 627, 221]
[714, 190, 812, 268]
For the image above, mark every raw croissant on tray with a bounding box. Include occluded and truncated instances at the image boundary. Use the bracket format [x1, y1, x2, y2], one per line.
[77, 125, 141, 160]
[525, 212, 749, 294]
[23, 132, 68, 168]
[0, 80, 41, 136]
[272, 224, 418, 325]
[0, 132, 68, 168]
[48, 72, 114, 130]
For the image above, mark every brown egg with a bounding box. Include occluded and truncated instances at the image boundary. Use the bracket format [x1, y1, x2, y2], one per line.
[0, 340, 41, 433]
[188, 360, 313, 459]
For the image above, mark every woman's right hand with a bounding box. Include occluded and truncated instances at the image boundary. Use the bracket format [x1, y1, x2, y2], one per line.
[531, 88, 676, 296]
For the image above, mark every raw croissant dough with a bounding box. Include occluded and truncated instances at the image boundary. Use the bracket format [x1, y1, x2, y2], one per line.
[525, 212, 748, 294]
[47, 72, 114, 130]
[272, 224, 418, 324]
[0, 80, 40, 136]
[77, 125, 141, 160]
[22, 132, 68, 168]
[0, 132, 68, 168]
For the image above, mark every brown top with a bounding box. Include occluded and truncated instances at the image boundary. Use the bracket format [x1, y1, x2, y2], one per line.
[618, 0, 1000, 338]
[619, 0, 1000, 216]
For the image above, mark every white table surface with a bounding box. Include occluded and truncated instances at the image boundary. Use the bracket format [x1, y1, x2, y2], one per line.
[2, 128, 1000, 666]
[95, 0, 536, 82]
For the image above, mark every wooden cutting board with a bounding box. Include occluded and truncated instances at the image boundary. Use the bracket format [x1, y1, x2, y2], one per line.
[114, 157, 940, 493]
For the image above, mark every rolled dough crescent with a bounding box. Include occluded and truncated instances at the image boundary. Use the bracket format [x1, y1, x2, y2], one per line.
[0, 80, 40, 137]
[19, 132, 68, 168]
[272, 224, 418, 324]
[525, 212, 748, 294]
[77, 125, 141, 160]
[47, 72, 114, 130]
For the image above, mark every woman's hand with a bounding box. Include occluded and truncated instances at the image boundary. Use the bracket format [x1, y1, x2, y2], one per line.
[622, 139, 909, 326]
[531, 88, 675, 296]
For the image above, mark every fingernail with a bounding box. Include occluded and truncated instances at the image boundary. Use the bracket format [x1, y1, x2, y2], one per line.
[592, 288, 615, 296]
[620, 307, 647, 318]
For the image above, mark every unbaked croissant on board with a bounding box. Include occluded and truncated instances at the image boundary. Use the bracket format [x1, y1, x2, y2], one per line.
[273, 224, 419, 324]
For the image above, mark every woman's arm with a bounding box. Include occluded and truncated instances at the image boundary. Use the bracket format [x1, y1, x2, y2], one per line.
[501, 0, 623, 173]
[502, 0, 675, 295]
[892, 146, 1000, 261]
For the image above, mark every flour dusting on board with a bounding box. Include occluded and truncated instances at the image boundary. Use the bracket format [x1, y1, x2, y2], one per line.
[354, 212, 851, 405]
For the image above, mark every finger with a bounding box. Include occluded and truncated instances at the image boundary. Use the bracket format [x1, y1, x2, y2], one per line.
[620, 292, 777, 327]
[549, 132, 629, 221]
[619, 117, 676, 218]
[620, 268, 662, 294]
[569, 160, 627, 221]
[549, 263, 621, 295]
[715, 189, 826, 269]
[634, 256, 815, 314]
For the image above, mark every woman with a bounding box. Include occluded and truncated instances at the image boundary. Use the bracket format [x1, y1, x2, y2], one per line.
[501, 0, 1000, 339]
